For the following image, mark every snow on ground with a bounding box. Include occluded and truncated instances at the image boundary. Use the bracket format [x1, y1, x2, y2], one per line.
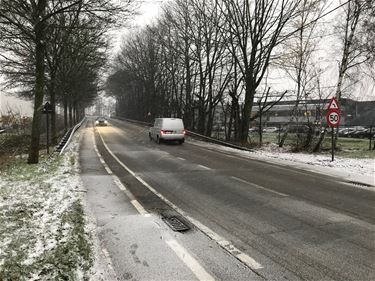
[190, 140, 375, 189]
[0, 131, 96, 280]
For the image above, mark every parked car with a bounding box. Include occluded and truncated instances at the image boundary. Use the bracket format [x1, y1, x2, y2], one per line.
[263, 127, 279, 133]
[149, 118, 186, 144]
[340, 126, 365, 138]
[351, 128, 374, 139]
[249, 127, 259, 133]
[95, 117, 108, 126]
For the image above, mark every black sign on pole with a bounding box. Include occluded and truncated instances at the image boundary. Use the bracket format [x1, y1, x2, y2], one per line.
[42, 102, 54, 154]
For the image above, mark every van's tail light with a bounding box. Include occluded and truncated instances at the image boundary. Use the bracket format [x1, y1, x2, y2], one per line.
[183, 129, 186, 135]
[160, 130, 165, 135]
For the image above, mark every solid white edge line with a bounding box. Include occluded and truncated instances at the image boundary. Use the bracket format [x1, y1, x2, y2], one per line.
[187, 216, 263, 270]
[177, 157, 186, 161]
[231, 176, 288, 197]
[166, 239, 215, 281]
[96, 129, 264, 271]
[92, 128, 149, 217]
[130, 200, 149, 216]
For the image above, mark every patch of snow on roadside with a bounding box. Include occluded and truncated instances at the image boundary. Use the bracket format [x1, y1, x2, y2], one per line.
[0, 127, 92, 280]
[191, 140, 375, 187]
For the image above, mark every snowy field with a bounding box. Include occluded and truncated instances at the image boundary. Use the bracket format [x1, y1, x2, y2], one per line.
[0, 134, 93, 280]
[191, 140, 375, 189]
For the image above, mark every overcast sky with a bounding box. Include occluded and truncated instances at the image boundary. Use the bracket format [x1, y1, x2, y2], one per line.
[1, 0, 374, 117]
[0, 0, 168, 116]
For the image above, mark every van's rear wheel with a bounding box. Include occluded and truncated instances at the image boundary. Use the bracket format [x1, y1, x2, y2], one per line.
[178, 139, 184, 145]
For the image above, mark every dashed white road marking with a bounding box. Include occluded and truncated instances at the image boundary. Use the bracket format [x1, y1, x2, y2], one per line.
[177, 157, 186, 161]
[96, 129, 264, 272]
[166, 239, 215, 281]
[231, 176, 288, 197]
[92, 129, 149, 217]
[197, 164, 212, 170]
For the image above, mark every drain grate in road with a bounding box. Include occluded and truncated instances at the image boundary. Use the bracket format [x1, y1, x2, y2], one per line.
[162, 216, 190, 232]
[348, 181, 373, 188]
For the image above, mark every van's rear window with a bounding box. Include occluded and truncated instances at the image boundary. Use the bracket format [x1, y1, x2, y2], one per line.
[163, 119, 184, 129]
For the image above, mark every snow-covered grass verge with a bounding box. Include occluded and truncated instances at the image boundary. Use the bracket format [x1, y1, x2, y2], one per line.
[0, 148, 92, 280]
[190, 140, 375, 188]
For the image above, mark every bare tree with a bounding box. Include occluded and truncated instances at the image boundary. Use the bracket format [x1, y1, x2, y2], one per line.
[277, 0, 326, 147]
[220, 0, 298, 143]
[0, 0, 134, 163]
[334, 0, 369, 102]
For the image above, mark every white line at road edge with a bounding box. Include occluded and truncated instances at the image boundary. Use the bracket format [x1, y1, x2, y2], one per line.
[166, 239, 215, 281]
[92, 129, 150, 217]
[231, 177, 289, 197]
[96, 128, 264, 271]
[94, 128, 214, 280]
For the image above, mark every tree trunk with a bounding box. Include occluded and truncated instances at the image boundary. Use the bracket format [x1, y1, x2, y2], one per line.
[313, 127, 327, 152]
[28, 0, 47, 164]
[50, 80, 57, 145]
[239, 77, 255, 143]
[69, 103, 73, 128]
[197, 104, 206, 135]
[63, 97, 68, 132]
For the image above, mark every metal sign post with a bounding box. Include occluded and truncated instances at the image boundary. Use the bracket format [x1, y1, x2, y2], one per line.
[325, 98, 341, 162]
[42, 102, 54, 154]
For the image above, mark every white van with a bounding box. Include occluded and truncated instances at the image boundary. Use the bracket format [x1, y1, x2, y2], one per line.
[149, 118, 186, 144]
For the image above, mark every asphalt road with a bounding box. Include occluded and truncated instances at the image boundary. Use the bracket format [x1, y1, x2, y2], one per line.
[94, 118, 375, 281]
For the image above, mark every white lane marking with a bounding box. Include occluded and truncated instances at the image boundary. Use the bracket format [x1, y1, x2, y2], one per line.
[177, 157, 186, 161]
[97, 129, 263, 271]
[231, 176, 288, 197]
[166, 239, 215, 281]
[104, 166, 113, 174]
[187, 216, 263, 270]
[189, 142, 326, 179]
[130, 200, 149, 216]
[197, 164, 212, 170]
[92, 129, 149, 217]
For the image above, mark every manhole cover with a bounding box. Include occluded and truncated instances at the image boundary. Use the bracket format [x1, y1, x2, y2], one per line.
[162, 216, 190, 232]
[348, 181, 373, 188]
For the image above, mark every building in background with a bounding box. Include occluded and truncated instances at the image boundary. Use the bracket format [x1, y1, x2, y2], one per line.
[0, 92, 33, 117]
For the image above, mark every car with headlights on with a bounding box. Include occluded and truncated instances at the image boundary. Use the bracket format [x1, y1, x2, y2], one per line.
[95, 117, 108, 126]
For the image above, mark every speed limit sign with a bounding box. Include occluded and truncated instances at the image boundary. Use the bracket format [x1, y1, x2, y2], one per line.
[326, 110, 340, 127]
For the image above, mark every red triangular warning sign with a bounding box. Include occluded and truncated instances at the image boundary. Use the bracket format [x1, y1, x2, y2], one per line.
[327, 97, 340, 110]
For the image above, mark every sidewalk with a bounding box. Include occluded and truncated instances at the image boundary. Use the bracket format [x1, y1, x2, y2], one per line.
[79, 126, 260, 281]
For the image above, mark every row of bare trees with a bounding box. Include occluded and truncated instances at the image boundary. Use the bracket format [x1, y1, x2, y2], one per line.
[108, 0, 374, 148]
[108, 0, 300, 142]
[0, 0, 134, 163]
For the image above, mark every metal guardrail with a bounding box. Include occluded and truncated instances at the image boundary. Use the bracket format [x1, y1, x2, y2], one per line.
[113, 116, 254, 152]
[58, 117, 86, 155]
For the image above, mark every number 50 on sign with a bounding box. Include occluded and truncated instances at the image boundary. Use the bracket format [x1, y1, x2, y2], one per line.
[326, 110, 340, 127]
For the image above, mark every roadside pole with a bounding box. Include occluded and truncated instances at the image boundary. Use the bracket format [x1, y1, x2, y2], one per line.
[331, 127, 334, 161]
[42, 102, 53, 154]
[325, 98, 341, 162]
